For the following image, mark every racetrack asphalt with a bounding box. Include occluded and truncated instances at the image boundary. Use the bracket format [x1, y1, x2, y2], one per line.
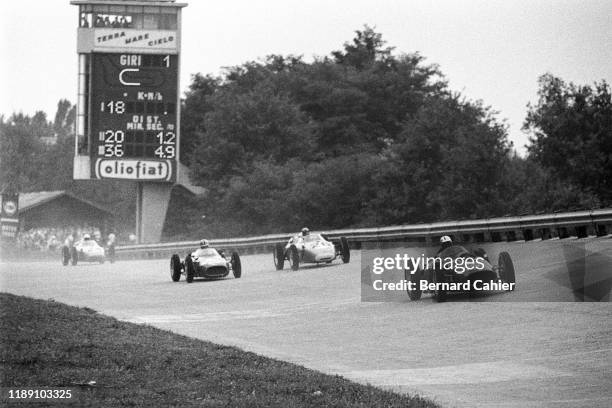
[1, 238, 611, 407]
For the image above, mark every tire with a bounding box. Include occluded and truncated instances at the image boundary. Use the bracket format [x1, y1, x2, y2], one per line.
[231, 252, 242, 278]
[498, 251, 516, 289]
[406, 268, 423, 301]
[340, 237, 350, 263]
[184, 255, 194, 283]
[273, 243, 285, 270]
[107, 244, 116, 263]
[62, 246, 70, 266]
[170, 254, 181, 282]
[70, 247, 78, 266]
[432, 269, 447, 302]
[289, 246, 300, 271]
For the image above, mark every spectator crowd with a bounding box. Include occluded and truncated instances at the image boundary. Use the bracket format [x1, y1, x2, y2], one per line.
[15, 225, 132, 252]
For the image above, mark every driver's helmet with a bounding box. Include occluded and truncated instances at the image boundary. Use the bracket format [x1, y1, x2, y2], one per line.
[301, 227, 310, 236]
[199, 239, 209, 249]
[83, 233, 91, 240]
[440, 235, 452, 249]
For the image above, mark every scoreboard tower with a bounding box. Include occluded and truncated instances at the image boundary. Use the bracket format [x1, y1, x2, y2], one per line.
[71, 0, 187, 243]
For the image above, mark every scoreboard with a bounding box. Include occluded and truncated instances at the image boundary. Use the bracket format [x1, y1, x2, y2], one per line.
[90, 53, 178, 182]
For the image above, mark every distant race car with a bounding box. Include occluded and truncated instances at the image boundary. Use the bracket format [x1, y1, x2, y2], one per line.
[170, 247, 242, 283]
[273, 233, 350, 271]
[405, 246, 516, 302]
[62, 238, 106, 265]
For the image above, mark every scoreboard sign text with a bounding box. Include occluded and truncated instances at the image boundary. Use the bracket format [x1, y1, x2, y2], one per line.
[90, 53, 178, 182]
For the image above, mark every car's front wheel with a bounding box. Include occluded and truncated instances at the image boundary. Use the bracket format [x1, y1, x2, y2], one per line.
[184, 255, 194, 283]
[70, 247, 78, 266]
[340, 237, 350, 263]
[232, 252, 242, 278]
[289, 246, 299, 271]
[406, 268, 423, 301]
[498, 251, 516, 289]
[170, 254, 181, 282]
[62, 246, 70, 266]
[107, 244, 116, 263]
[432, 269, 447, 302]
[273, 243, 285, 270]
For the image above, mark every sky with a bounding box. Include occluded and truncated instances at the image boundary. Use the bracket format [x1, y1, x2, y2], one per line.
[1, 0, 611, 154]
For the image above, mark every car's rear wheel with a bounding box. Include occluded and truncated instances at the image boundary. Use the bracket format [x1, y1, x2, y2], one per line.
[232, 252, 242, 278]
[432, 269, 447, 302]
[273, 243, 285, 270]
[170, 254, 181, 282]
[406, 268, 423, 301]
[184, 255, 194, 283]
[498, 251, 515, 289]
[340, 237, 350, 263]
[289, 246, 299, 271]
[70, 247, 78, 266]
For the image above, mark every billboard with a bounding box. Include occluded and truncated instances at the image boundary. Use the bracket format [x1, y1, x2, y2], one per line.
[0, 193, 19, 240]
[89, 53, 178, 182]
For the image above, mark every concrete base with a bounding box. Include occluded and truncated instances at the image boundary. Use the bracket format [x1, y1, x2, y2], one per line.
[136, 183, 172, 244]
[73, 155, 91, 180]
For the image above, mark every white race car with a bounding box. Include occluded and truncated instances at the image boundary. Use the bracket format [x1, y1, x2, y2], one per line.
[62, 238, 106, 265]
[274, 233, 350, 271]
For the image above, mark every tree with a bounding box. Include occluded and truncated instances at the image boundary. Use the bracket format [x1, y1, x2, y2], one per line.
[0, 114, 45, 193]
[366, 94, 511, 224]
[188, 83, 315, 191]
[180, 74, 219, 165]
[524, 74, 612, 203]
[331, 25, 394, 69]
[53, 99, 76, 139]
[178, 26, 519, 236]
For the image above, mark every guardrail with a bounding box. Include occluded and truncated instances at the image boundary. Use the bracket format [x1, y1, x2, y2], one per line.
[115, 208, 612, 260]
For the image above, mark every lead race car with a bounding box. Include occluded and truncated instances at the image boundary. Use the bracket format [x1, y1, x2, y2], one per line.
[405, 245, 516, 302]
[170, 240, 242, 283]
[62, 235, 106, 265]
[273, 229, 350, 271]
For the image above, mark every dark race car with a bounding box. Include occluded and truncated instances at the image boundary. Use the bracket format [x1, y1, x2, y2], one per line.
[273, 233, 350, 271]
[405, 245, 516, 302]
[170, 247, 241, 283]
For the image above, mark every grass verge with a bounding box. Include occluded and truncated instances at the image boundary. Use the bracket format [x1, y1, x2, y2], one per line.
[0, 293, 439, 407]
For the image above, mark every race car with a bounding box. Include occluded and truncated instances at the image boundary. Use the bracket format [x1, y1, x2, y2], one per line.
[170, 247, 242, 283]
[62, 237, 106, 265]
[273, 233, 350, 271]
[405, 246, 516, 302]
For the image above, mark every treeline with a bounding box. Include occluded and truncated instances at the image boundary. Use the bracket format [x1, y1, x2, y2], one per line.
[2, 27, 610, 239]
[170, 27, 610, 237]
[0, 101, 136, 229]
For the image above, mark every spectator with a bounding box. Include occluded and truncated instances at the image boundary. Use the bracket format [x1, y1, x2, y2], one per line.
[80, 13, 89, 28]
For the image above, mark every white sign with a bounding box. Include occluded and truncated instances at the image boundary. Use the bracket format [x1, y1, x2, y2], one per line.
[3, 200, 17, 216]
[95, 159, 172, 181]
[94, 29, 177, 50]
